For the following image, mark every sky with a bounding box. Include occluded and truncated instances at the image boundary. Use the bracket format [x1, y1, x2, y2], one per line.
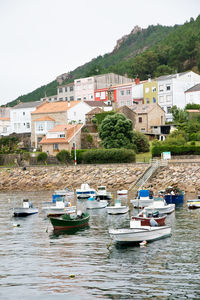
[0, 0, 200, 105]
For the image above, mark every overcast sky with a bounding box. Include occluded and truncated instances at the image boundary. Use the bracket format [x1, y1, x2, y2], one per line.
[0, 0, 200, 105]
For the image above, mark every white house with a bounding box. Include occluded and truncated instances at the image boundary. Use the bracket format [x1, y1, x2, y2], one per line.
[185, 83, 200, 105]
[10, 101, 43, 134]
[157, 71, 200, 122]
[0, 107, 11, 136]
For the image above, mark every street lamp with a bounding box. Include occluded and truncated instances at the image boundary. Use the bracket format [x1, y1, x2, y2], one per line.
[72, 120, 77, 166]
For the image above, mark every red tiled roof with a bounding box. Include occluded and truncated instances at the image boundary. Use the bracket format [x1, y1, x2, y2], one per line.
[0, 117, 10, 120]
[32, 101, 81, 114]
[34, 116, 55, 122]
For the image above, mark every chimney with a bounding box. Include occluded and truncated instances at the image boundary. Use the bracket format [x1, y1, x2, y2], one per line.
[134, 78, 140, 84]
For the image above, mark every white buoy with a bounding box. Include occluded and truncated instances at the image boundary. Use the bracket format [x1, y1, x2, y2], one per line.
[139, 240, 147, 247]
[13, 223, 20, 227]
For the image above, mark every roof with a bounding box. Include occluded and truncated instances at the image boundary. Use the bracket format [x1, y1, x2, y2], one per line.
[186, 109, 200, 113]
[156, 71, 189, 81]
[86, 107, 103, 115]
[130, 103, 164, 114]
[32, 101, 81, 114]
[0, 117, 10, 121]
[185, 83, 200, 93]
[13, 101, 43, 109]
[34, 116, 55, 122]
[39, 123, 83, 144]
[84, 101, 107, 107]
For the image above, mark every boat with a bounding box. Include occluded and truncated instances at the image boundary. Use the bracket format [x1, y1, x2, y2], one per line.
[42, 198, 76, 217]
[52, 187, 74, 203]
[96, 186, 112, 200]
[86, 197, 108, 209]
[117, 190, 128, 195]
[106, 199, 129, 215]
[162, 186, 184, 205]
[50, 211, 90, 231]
[109, 219, 171, 245]
[13, 199, 38, 217]
[143, 198, 175, 215]
[187, 195, 200, 209]
[130, 189, 154, 208]
[131, 210, 167, 226]
[76, 183, 97, 199]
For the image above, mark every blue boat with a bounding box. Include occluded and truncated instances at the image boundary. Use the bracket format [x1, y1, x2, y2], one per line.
[163, 187, 184, 205]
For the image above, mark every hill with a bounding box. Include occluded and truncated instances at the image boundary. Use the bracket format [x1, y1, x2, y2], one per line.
[7, 15, 200, 107]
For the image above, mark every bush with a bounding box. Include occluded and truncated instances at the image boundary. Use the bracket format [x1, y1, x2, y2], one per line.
[87, 134, 93, 144]
[152, 145, 200, 157]
[82, 148, 136, 164]
[56, 150, 71, 164]
[37, 152, 48, 164]
[71, 149, 89, 164]
[132, 131, 150, 153]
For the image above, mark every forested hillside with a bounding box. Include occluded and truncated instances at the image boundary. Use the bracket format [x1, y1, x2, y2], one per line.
[7, 16, 200, 107]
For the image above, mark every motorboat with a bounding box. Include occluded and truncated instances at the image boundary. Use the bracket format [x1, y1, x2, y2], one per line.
[143, 198, 175, 215]
[52, 187, 74, 203]
[76, 183, 97, 199]
[187, 195, 200, 209]
[86, 197, 108, 209]
[13, 199, 38, 217]
[106, 199, 129, 215]
[109, 219, 171, 245]
[131, 210, 166, 226]
[42, 198, 76, 217]
[50, 211, 90, 231]
[117, 190, 128, 196]
[96, 186, 112, 200]
[130, 189, 154, 208]
[161, 186, 184, 205]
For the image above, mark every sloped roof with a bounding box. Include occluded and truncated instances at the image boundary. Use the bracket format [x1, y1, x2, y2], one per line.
[34, 116, 55, 122]
[130, 103, 164, 114]
[185, 83, 200, 93]
[48, 124, 74, 132]
[0, 117, 10, 120]
[84, 101, 107, 107]
[86, 107, 103, 115]
[32, 101, 81, 114]
[156, 71, 189, 81]
[13, 101, 43, 109]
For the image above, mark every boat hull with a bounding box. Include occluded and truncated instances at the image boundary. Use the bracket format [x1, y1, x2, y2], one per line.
[50, 214, 90, 230]
[109, 226, 171, 244]
[130, 199, 154, 208]
[13, 208, 38, 217]
[107, 206, 129, 215]
[187, 200, 200, 209]
[164, 194, 184, 205]
[144, 203, 175, 214]
[131, 215, 166, 226]
[87, 200, 108, 209]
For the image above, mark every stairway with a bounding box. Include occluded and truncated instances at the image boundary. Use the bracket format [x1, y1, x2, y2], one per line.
[128, 159, 168, 194]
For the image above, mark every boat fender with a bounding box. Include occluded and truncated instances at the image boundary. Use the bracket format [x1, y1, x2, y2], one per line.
[140, 240, 147, 247]
[13, 223, 20, 227]
[150, 218, 158, 227]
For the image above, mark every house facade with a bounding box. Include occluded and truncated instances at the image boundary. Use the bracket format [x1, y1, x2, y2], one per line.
[39, 124, 83, 156]
[143, 80, 157, 104]
[157, 71, 200, 122]
[115, 83, 133, 107]
[185, 83, 200, 105]
[130, 103, 165, 133]
[10, 101, 43, 134]
[132, 82, 145, 104]
[57, 82, 75, 101]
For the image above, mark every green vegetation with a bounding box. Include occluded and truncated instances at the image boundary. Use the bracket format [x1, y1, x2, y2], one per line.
[0, 137, 19, 154]
[5, 16, 200, 106]
[82, 148, 136, 164]
[71, 149, 88, 164]
[56, 150, 71, 164]
[37, 152, 48, 164]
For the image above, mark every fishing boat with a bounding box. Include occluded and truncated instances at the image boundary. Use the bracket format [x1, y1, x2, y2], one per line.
[143, 198, 175, 215]
[86, 197, 108, 209]
[106, 199, 129, 215]
[96, 186, 112, 200]
[50, 211, 90, 231]
[130, 189, 154, 208]
[76, 183, 97, 199]
[117, 190, 128, 196]
[13, 199, 38, 217]
[187, 195, 200, 209]
[42, 198, 76, 217]
[52, 187, 74, 203]
[109, 219, 171, 245]
[131, 211, 166, 226]
[162, 186, 184, 205]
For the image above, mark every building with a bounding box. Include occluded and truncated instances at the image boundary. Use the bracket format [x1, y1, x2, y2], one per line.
[115, 83, 133, 107]
[31, 100, 92, 148]
[39, 123, 83, 156]
[157, 71, 200, 122]
[143, 79, 157, 104]
[40, 95, 57, 102]
[57, 82, 75, 101]
[132, 81, 145, 104]
[185, 83, 200, 105]
[117, 106, 136, 128]
[151, 124, 177, 141]
[0, 117, 11, 136]
[130, 103, 165, 133]
[74, 73, 133, 101]
[10, 101, 43, 134]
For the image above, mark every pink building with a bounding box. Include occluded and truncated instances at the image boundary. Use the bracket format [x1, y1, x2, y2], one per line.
[115, 83, 133, 107]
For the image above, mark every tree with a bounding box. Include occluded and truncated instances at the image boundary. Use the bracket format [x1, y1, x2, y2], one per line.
[99, 113, 136, 150]
[56, 150, 71, 164]
[132, 131, 150, 153]
[37, 152, 48, 164]
[170, 106, 189, 124]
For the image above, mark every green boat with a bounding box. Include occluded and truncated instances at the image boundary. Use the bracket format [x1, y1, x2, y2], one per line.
[50, 212, 90, 231]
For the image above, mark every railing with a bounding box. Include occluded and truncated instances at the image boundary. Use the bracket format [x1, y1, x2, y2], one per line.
[129, 159, 168, 193]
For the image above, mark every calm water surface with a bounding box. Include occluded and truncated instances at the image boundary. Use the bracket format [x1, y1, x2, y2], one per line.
[0, 191, 200, 299]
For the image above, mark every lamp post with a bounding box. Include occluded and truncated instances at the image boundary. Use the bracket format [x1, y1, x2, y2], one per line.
[73, 121, 77, 166]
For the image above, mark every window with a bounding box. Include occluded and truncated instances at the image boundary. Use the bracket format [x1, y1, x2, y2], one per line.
[153, 97, 156, 103]
[139, 117, 142, 123]
[36, 123, 44, 131]
[14, 123, 17, 130]
[53, 144, 59, 150]
[77, 97, 81, 100]
[59, 88, 62, 93]
[76, 80, 81, 84]
[83, 97, 86, 100]
[59, 97, 63, 101]
[159, 85, 164, 92]
[23, 112, 25, 116]
[70, 86, 74, 92]
[26, 122, 30, 129]
[100, 92, 106, 100]
[70, 96, 74, 101]
[146, 98, 150, 104]
[96, 92, 100, 98]
[74, 112, 76, 116]
[126, 90, 131, 95]
[24, 123, 26, 126]
[141, 128, 145, 132]
[166, 95, 172, 103]
[88, 78, 92, 82]
[145, 87, 149, 93]
[152, 87, 156, 92]
[167, 106, 171, 114]
[65, 97, 68, 101]
[120, 90, 124, 96]
[59, 134, 65, 138]
[166, 85, 171, 91]
[3, 127, 7, 133]
[159, 96, 164, 103]
[65, 87, 68, 92]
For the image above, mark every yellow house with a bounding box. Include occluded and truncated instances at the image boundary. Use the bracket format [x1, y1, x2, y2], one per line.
[143, 80, 158, 104]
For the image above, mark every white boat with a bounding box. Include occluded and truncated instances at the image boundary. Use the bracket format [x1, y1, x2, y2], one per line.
[106, 199, 129, 215]
[96, 186, 112, 200]
[76, 183, 97, 199]
[187, 195, 200, 209]
[42, 198, 76, 217]
[109, 220, 171, 244]
[52, 188, 74, 202]
[117, 190, 128, 195]
[143, 199, 175, 215]
[13, 199, 38, 217]
[86, 197, 108, 209]
[130, 189, 154, 208]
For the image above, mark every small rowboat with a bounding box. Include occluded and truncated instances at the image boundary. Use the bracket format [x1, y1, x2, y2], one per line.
[106, 199, 129, 215]
[131, 211, 166, 226]
[50, 212, 90, 231]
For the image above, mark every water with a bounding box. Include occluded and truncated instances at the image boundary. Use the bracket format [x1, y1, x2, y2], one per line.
[0, 191, 200, 299]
